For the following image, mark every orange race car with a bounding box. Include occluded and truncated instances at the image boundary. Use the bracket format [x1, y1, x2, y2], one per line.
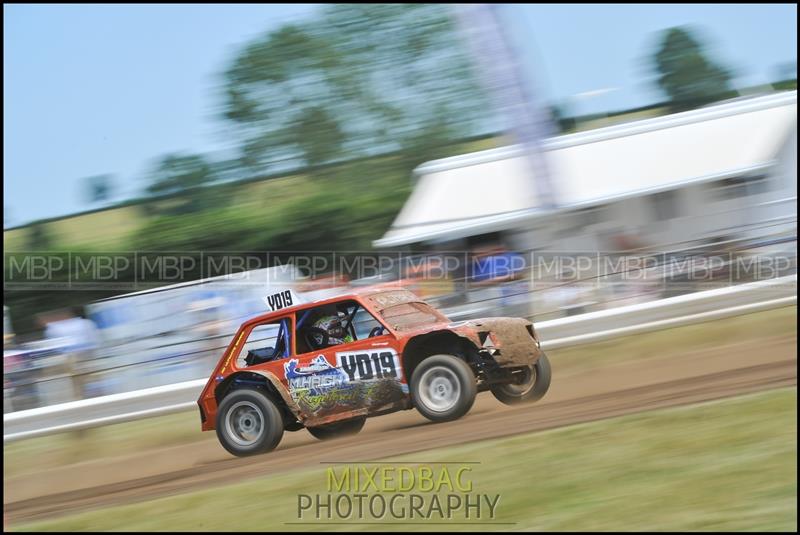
[197, 287, 551, 457]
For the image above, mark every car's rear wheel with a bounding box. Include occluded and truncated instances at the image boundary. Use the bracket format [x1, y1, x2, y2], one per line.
[490, 353, 551, 405]
[411, 354, 477, 422]
[215, 389, 284, 457]
[306, 416, 366, 440]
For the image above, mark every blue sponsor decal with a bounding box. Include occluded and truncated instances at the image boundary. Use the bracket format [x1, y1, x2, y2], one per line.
[284, 355, 348, 397]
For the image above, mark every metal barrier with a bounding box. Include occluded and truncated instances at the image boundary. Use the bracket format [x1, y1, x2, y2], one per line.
[4, 274, 795, 442]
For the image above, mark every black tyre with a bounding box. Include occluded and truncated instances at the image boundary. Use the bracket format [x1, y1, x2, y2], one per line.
[215, 389, 284, 457]
[490, 353, 552, 405]
[411, 354, 477, 422]
[307, 416, 366, 440]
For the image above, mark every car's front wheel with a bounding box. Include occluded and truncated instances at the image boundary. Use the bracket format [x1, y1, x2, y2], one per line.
[490, 353, 552, 405]
[215, 388, 284, 457]
[411, 354, 477, 422]
[307, 416, 366, 440]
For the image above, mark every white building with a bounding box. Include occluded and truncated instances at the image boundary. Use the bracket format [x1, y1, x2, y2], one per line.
[375, 91, 797, 254]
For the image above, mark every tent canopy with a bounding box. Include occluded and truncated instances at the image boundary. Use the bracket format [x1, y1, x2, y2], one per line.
[375, 91, 797, 248]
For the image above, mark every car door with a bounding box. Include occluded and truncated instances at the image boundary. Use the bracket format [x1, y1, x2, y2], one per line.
[282, 306, 356, 423]
[329, 305, 409, 413]
[285, 303, 408, 424]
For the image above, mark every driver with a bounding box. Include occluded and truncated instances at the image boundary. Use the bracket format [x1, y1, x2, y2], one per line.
[308, 307, 353, 349]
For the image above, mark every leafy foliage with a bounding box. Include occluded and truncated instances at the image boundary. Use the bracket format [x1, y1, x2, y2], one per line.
[223, 4, 490, 172]
[86, 175, 114, 204]
[653, 27, 735, 112]
[131, 158, 412, 253]
[145, 153, 220, 214]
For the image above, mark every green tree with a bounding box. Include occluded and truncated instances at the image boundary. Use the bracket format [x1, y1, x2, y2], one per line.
[549, 103, 576, 134]
[223, 4, 490, 172]
[131, 158, 414, 254]
[27, 224, 52, 250]
[85, 174, 114, 204]
[653, 27, 735, 112]
[145, 153, 218, 214]
[291, 106, 346, 168]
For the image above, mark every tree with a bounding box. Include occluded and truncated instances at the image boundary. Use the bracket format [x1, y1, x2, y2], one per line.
[27, 224, 52, 250]
[85, 174, 114, 204]
[146, 154, 214, 195]
[222, 4, 491, 173]
[652, 27, 735, 112]
[290, 106, 346, 168]
[145, 153, 218, 214]
[549, 103, 575, 134]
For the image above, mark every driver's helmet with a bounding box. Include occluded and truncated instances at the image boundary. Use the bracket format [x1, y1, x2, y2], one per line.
[311, 314, 353, 348]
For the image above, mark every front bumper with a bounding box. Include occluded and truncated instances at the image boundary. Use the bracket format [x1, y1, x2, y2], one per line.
[464, 317, 544, 367]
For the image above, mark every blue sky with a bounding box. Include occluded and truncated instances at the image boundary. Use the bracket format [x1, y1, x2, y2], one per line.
[514, 4, 797, 115]
[4, 4, 797, 227]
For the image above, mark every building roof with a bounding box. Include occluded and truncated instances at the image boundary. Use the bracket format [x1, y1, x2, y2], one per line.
[374, 91, 797, 248]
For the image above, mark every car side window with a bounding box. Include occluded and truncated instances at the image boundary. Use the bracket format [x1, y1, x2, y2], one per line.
[236, 317, 292, 368]
[295, 300, 386, 353]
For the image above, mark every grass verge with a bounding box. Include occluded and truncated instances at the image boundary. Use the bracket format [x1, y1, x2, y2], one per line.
[13, 387, 797, 531]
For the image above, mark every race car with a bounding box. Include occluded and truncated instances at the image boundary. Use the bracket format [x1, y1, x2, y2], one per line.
[197, 287, 551, 457]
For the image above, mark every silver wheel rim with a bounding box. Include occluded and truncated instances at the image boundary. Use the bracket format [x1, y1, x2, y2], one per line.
[500, 366, 536, 396]
[418, 365, 461, 413]
[225, 401, 264, 447]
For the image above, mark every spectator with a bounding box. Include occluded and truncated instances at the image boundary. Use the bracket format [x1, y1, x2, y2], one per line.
[469, 244, 529, 317]
[43, 307, 101, 401]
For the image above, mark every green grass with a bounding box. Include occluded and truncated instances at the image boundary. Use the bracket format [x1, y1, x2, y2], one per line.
[4, 305, 795, 478]
[14, 387, 797, 532]
[551, 304, 797, 373]
[3, 411, 208, 479]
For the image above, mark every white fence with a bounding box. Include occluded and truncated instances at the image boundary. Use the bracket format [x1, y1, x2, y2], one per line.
[4, 274, 796, 442]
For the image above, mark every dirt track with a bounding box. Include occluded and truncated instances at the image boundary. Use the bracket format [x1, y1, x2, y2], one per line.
[4, 334, 797, 524]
